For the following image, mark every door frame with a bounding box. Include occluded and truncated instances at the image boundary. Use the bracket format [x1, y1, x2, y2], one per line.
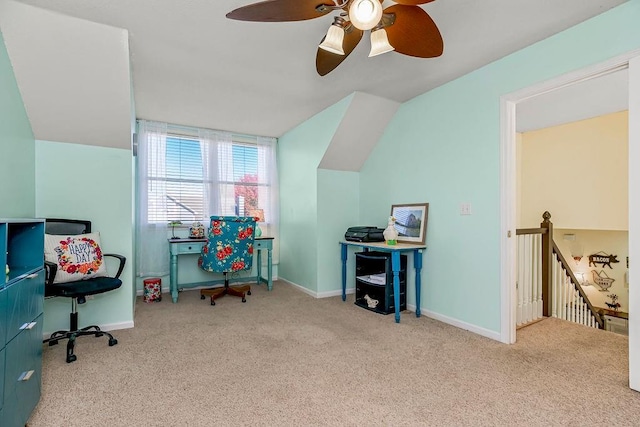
[499, 49, 640, 390]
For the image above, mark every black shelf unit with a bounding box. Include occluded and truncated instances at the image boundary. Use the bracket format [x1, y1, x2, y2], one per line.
[354, 251, 407, 315]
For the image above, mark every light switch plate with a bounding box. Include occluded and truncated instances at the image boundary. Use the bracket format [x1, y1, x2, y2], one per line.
[460, 203, 471, 215]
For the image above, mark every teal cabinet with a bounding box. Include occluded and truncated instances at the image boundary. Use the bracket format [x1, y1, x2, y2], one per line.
[3, 314, 43, 426]
[0, 346, 5, 413]
[0, 219, 44, 427]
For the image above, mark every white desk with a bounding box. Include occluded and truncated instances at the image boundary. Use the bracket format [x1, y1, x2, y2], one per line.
[168, 237, 274, 303]
[339, 241, 426, 323]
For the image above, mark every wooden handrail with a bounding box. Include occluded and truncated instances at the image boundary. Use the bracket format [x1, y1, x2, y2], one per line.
[552, 241, 604, 329]
[516, 228, 548, 235]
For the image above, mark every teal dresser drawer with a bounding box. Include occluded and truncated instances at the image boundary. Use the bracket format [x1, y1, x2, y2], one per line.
[1, 219, 44, 427]
[0, 286, 6, 346]
[5, 269, 45, 343]
[0, 347, 4, 412]
[3, 313, 43, 427]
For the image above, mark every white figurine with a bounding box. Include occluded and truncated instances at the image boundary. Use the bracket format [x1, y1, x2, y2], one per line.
[363, 294, 379, 309]
[383, 216, 398, 245]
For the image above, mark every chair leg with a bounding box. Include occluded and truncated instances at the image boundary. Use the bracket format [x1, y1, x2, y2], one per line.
[227, 284, 251, 302]
[66, 335, 77, 363]
[42, 297, 118, 363]
[200, 273, 251, 305]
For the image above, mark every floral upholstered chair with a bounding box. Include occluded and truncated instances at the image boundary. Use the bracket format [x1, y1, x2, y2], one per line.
[198, 216, 256, 305]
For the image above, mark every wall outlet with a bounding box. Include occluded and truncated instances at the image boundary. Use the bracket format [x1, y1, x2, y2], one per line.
[460, 203, 472, 215]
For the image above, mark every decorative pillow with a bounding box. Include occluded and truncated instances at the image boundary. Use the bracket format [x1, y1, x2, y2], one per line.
[44, 232, 108, 283]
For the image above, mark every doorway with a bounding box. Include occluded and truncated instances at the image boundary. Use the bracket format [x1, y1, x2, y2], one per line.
[499, 51, 640, 392]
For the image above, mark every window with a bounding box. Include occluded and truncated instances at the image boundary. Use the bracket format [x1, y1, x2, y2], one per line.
[148, 136, 204, 222]
[141, 127, 275, 223]
[136, 120, 279, 277]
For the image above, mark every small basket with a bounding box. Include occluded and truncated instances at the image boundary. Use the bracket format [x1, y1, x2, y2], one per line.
[143, 278, 162, 303]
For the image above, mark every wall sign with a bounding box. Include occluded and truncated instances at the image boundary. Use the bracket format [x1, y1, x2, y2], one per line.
[592, 270, 615, 292]
[588, 252, 619, 269]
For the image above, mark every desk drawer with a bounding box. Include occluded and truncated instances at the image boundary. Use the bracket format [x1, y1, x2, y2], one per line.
[254, 239, 272, 250]
[176, 243, 204, 254]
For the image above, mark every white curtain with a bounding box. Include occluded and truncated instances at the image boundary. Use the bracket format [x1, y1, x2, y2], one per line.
[136, 120, 280, 276]
[199, 128, 232, 222]
[136, 120, 170, 277]
[257, 136, 280, 264]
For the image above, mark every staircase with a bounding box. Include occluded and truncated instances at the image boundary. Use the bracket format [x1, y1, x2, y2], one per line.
[516, 212, 603, 329]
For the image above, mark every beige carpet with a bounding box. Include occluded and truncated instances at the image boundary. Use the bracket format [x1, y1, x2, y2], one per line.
[30, 281, 638, 426]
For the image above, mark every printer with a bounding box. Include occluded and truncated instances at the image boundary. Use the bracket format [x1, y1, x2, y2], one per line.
[344, 226, 385, 243]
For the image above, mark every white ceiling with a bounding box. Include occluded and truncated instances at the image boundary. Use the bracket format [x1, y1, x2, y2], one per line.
[1, 0, 630, 143]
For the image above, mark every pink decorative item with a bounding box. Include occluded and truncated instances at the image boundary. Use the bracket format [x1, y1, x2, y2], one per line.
[143, 277, 162, 303]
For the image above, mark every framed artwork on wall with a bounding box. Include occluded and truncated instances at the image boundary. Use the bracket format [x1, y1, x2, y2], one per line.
[390, 203, 429, 244]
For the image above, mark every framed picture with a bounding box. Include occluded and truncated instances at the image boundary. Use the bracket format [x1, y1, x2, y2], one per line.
[390, 203, 429, 244]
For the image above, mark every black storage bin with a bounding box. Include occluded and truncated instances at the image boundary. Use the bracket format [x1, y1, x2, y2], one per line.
[354, 251, 407, 315]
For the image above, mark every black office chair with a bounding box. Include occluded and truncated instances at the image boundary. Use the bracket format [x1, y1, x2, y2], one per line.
[42, 219, 126, 363]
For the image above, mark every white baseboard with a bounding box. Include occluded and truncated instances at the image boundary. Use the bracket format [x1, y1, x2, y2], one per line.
[42, 320, 134, 339]
[317, 288, 355, 298]
[267, 279, 502, 342]
[413, 306, 502, 342]
[278, 278, 354, 299]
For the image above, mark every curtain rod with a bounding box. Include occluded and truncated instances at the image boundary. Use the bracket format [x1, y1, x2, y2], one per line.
[135, 119, 276, 142]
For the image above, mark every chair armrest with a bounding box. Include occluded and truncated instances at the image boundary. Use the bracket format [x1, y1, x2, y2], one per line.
[44, 260, 58, 285]
[105, 254, 126, 279]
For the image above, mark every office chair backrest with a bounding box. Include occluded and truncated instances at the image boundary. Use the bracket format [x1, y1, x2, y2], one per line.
[199, 216, 256, 273]
[45, 218, 92, 235]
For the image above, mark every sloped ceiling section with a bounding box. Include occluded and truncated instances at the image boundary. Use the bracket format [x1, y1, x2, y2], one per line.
[319, 92, 400, 172]
[516, 68, 629, 132]
[0, 1, 132, 149]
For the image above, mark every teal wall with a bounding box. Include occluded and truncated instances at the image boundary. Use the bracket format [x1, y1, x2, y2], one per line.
[278, 95, 352, 291]
[35, 140, 134, 333]
[358, 0, 640, 332]
[0, 30, 35, 217]
[317, 169, 359, 294]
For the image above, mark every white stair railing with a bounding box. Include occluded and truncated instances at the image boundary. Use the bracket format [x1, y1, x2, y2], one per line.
[551, 250, 599, 328]
[516, 233, 544, 326]
[516, 212, 603, 330]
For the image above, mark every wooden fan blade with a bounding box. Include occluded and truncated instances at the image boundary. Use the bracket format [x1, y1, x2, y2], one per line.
[393, 0, 435, 6]
[316, 27, 363, 76]
[384, 5, 443, 58]
[227, 0, 334, 22]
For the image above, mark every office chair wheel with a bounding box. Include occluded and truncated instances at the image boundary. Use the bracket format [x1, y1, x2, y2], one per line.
[210, 299, 216, 306]
[66, 338, 77, 363]
[242, 297, 246, 303]
[248, 290, 251, 295]
[109, 338, 118, 346]
[201, 295, 205, 300]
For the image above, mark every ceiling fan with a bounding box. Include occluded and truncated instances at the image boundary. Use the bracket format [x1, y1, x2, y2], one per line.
[226, 0, 444, 76]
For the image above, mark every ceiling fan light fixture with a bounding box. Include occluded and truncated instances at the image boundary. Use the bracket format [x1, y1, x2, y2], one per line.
[319, 24, 346, 55]
[368, 27, 394, 57]
[349, 0, 383, 31]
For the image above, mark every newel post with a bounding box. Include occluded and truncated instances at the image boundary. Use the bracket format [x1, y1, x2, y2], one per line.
[540, 211, 553, 317]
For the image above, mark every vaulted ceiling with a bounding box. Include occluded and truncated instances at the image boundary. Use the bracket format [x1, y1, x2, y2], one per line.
[0, 0, 629, 146]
